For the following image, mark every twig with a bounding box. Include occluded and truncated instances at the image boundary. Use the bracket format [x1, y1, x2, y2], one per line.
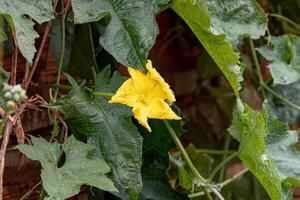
[0, 120, 13, 200]
[22, 63, 30, 87]
[19, 181, 42, 200]
[23, 0, 59, 90]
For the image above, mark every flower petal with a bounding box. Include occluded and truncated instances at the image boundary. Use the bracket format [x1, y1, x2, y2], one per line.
[108, 79, 138, 107]
[145, 60, 176, 102]
[128, 67, 155, 95]
[148, 98, 181, 120]
[132, 102, 152, 132]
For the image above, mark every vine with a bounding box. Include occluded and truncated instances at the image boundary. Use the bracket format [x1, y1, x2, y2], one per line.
[1, 0, 300, 200]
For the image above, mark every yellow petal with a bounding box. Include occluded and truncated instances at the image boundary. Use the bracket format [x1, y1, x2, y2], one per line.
[128, 67, 155, 95]
[108, 79, 138, 107]
[109, 60, 180, 132]
[148, 99, 181, 120]
[132, 102, 152, 132]
[145, 60, 176, 102]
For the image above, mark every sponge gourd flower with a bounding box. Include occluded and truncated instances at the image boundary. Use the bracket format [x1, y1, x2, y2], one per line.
[109, 60, 181, 132]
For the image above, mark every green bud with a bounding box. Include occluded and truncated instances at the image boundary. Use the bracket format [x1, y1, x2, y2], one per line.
[6, 100, 15, 110]
[3, 92, 12, 99]
[12, 93, 20, 102]
[19, 90, 27, 99]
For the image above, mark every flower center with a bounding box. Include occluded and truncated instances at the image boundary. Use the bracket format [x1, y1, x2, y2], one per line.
[139, 95, 150, 104]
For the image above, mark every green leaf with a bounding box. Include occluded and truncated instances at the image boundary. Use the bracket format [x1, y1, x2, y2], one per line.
[229, 100, 300, 199]
[229, 102, 282, 200]
[17, 135, 116, 200]
[57, 68, 143, 199]
[71, 0, 170, 70]
[141, 119, 180, 155]
[141, 151, 188, 200]
[257, 35, 300, 85]
[267, 82, 300, 124]
[264, 103, 300, 187]
[67, 24, 98, 80]
[206, 0, 268, 46]
[172, 0, 242, 96]
[0, 0, 54, 63]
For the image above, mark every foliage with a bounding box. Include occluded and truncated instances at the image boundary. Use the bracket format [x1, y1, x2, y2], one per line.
[17, 135, 117, 199]
[257, 35, 300, 85]
[1, 0, 300, 200]
[0, 0, 53, 62]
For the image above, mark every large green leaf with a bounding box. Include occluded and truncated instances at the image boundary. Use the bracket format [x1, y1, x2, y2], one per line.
[56, 69, 143, 199]
[206, 0, 268, 46]
[257, 35, 300, 85]
[71, 0, 170, 70]
[228, 101, 282, 199]
[229, 100, 300, 199]
[17, 135, 116, 200]
[172, 0, 242, 96]
[0, 0, 54, 63]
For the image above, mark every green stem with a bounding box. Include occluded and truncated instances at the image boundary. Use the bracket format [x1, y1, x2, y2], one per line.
[253, 176, 260, 200]
[189, 168, 249, 199]
[262, 84, 300, 111]
[53, 0, 66, 101]
[163, 120, 225, 200]
[218, 134, 232, 183]
[51, 83, 72, 90]
[196, 149, 236, 155]
[248, 38, 266, 99]
[248, 38, 300, 111]
[268, 13, 300, 32]
[163, 120, 206, 182]
[208, 152, 239, 181]
[93, 92, 114, 97]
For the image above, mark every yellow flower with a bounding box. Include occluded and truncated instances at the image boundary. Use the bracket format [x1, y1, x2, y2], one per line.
[109, 60, 181, 132]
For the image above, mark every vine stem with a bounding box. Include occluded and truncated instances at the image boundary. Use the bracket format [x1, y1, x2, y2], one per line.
[163, 120, 224, 200]
[248, 38, 266, 98]
[262, 84, 300, 111]
[217, 134, 232, 189]
[196, 149, 236, 155]
[24, 0, 60, 90]
[53, 0, 66, 101]
[248, 38, 300, 112]
[208, 152, 238, 181]
[93, 92, 115, 97]
[19, 181, 42, 200]
[189, 168, 249, 199]
[268, 13, 300, 32]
